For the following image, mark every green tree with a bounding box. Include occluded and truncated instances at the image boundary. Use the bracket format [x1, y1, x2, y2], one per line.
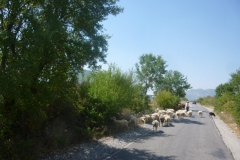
[87, 65, 147, 120]
[155, 70, 191, 98]
[214, 68, 240, 125]
[135, 53, 167, 95]
[0, 1, 122, 158]
[228, 68, 240, 124]
[229, 69, 240, 95]
[155, 90, 180, 110]
[215, 83, 234, 98]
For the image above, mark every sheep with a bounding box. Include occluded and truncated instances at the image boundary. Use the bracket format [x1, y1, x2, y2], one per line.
[187, 110, 193, 117]
[176, 111, 181, 119]
[166, 110, 174, 115]
[112, 117, 129, 131]
[170, 113, 176, 121]
[176, 110, 188, 118]
[128, 115, 138, 128]
[152, 120, 159, 132]
[198, 111, 203, 117]
[159, 115, 165, 127]
[151, 113, 159, 121]
[178, 103, 185, 109]
[163, 115, 171, 127]
[181, 111, 188, 117]
[158, 110, 167, 115]
[166, 109, 175, 113]
[143, 115, 151, 123]
[140, 116, 146, 124]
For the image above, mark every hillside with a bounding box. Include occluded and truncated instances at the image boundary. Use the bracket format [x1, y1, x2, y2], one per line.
[186, 89, 215, 100]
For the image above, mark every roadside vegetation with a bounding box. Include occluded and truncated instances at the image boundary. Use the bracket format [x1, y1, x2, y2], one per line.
[196, 68, 240, 138]
[0, 1, 193, 159]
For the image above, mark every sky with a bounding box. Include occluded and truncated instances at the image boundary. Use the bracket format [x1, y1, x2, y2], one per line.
[98, 0, 240, 90]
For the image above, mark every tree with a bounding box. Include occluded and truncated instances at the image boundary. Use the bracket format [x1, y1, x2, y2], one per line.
[135, 53, 167, 95]
[87, 64, 147, 118]
[155, 70, 191, 98]
[0, 0, 123, 158]
[215, 68, 240, 98]
[155, 90, 180, 110]
[215, 83, 234, 98]
[214, 68, 240, 126]
[229, 68, 240, 95]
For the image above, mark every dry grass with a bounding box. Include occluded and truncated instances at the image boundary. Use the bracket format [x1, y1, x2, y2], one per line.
[204, 105, 240, 139]
[217, 111, 240, 139]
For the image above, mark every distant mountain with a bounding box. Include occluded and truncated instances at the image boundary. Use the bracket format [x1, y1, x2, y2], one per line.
[186, 89, 215, 100]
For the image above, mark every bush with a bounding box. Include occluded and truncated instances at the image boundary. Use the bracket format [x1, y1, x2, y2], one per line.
[197, 96, 215, 108]
[154, 90, 180, 110]
[87, 65, 147, 119]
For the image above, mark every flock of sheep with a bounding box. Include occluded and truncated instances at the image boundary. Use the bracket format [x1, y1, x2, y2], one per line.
[112, 107, 206, 133]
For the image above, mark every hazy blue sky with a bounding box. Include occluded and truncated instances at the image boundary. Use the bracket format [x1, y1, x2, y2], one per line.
[99, 0, 240, 90]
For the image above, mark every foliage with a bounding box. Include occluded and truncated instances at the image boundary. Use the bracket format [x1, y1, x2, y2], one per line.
[181, 97, 188, 101]
[229, 69, 240, 95]
[198, 69, 240, 126]
[0, 0, 122, 159]
[214, 93, 234, 112]
[196, 96, 215, 107]
[135, 53, 167, 95]
[213, 68, 240, 126]
[155, 70, 191, 98]
[215, 83, 234, 98]
[86, 65, 148, 122]
[135, 54, 191, 98]
[154, 90, 180, 110]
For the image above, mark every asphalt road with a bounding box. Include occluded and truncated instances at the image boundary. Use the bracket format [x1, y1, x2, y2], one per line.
[106, 104, 235, 160]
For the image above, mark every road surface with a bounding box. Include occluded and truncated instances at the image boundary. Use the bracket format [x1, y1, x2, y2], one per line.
[106, 104, 235, 160]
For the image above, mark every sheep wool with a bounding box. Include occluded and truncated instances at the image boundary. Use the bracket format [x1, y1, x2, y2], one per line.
[112, 117, 129, 131]
[152, 120, 159, 132]
[198, 111, 203, 117]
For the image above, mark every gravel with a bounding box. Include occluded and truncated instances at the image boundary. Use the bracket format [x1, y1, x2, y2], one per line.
[41, 106, 240, 160]
[40, 125, 153, 160]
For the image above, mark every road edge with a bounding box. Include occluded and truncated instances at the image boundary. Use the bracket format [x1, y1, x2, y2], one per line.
[203, 105, 240, 160]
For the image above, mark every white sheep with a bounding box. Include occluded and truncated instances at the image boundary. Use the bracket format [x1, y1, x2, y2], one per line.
[129, 115, 138, 127]
[151, 113, 159, 121]
[166, 110, 174, 115]
[170, 113, 176, 121]
[181, 110, 188, 117]
[158, 110, 167, 115]
[140, 116, 146, 124]
[187, 110, 193, 117]
[176, 111, 181, 119]
[152, 120, 159, 132]
[112, 117, 129, 131]
[176, 110, 188, 119]
[166, 109, 175, 113]
[159, 115, 165, 127]
[143, 114, 151, 123]
[198, 111, 203, 117]
[163, 115, 171, 126]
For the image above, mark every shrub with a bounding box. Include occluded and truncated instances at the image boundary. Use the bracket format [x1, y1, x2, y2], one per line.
[154, 90, 180, 110]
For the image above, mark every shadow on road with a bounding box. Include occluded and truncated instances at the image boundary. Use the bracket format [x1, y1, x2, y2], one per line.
[174, 118, 205, 125]
[107, 147, 177, 160]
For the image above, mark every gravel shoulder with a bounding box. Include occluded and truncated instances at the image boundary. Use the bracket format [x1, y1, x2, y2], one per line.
[41, 106, 240, 160]
[204, 106, 240, 160]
